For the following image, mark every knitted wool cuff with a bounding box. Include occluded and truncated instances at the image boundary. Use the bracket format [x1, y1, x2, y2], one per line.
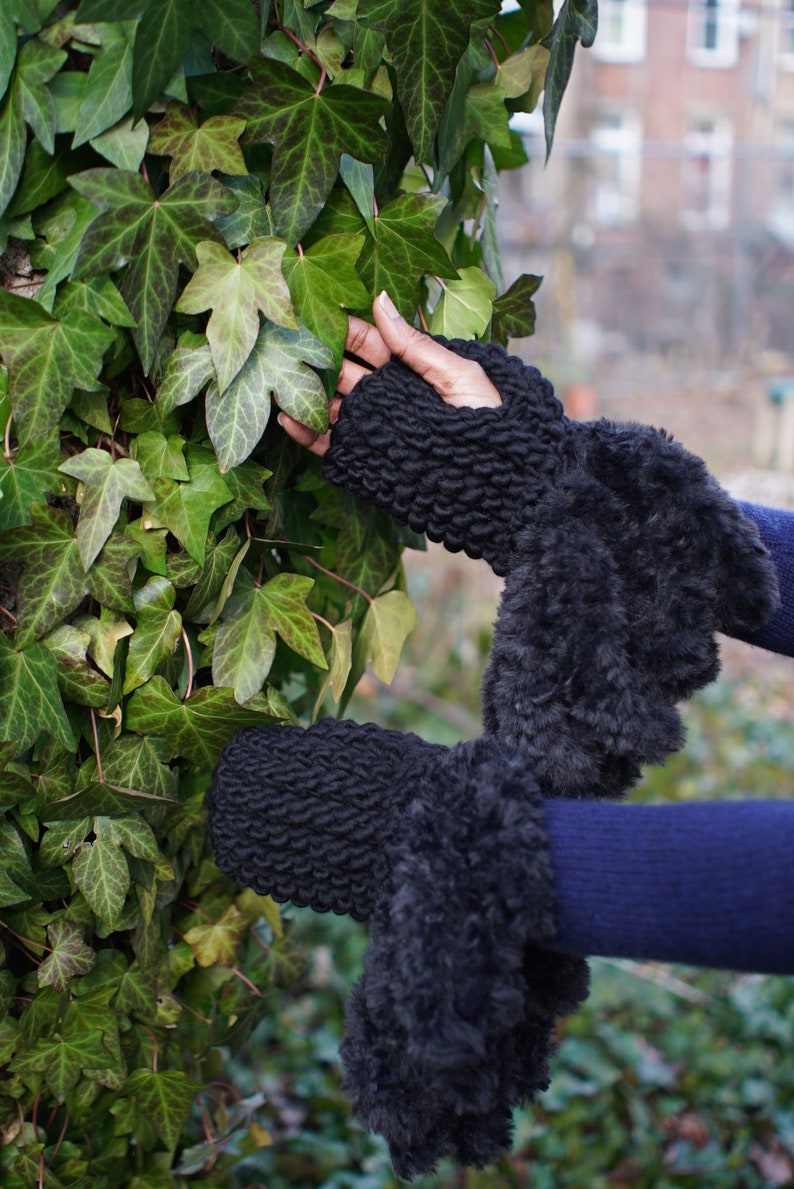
[208, 723, 584, 1179]
[207, 719, 445, 921]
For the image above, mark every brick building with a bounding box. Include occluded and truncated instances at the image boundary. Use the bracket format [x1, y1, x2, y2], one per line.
[499, 0, 794, 369]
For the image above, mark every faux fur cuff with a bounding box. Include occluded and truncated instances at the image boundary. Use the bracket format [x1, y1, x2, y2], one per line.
[482, 423, 781, 797]
[341, 736, 588, 1180]
[208, 723, 585, 1179]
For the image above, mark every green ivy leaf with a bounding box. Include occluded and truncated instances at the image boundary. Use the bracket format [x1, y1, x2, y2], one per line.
[76, 605, 133, 678]
[354, 589, 417, 684]
[282, 233, 371, 366]
[87, 531, 140, 614]
[90, 111, 149, 170]
[14, 36, 67, 154]
[216, 173, 274, 250]
[212, 573, 325, 703]
[126, 676, 288, 767]
[123, 1068, 198, 1151]
[124, 576, 182, 694]
[0, 636, 75, 755]
[143, 460, 232, 566]
[131, 431, 189, 482]
[358, 0, 500, 159]
[43, 623, 112, 709]
[237, 57, 389, 244]
[176, 237, 297, 393]
[313, 618, 352, 716]
[39, 817, 91, 867]
[205, 321, 332, 473]
[37, 920, 96, 993]
[0, 82, 25, 218]
[211, 458, 271, 534]
[59, 447, 155, 568]
[357, 193, 457, 317]
[183, 528, 242, 621]
[542, 0, 597, 158]
[72, 815, 130, 928]
[183, 902, 248, 967]
[429, 265, 496, 338]
[72, 20, 134, 147]
[109, 815, 160, 862]
[13, 1029, 109, 1102]
[1, 505, 89, 647]
[496, 43, 550, 108]
[0, 290, 114, 443]
[99, 735, 176, 801]
[54, 275, 137, 327]
[71, 168, 237, 372]
[491, 272, 542, 344]
[149, 101, 247, 181]
[0, 436, 64, 530]
[156, 336, 215, 415]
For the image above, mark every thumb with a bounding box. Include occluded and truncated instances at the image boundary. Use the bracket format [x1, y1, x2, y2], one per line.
[372, 291, 501, 409]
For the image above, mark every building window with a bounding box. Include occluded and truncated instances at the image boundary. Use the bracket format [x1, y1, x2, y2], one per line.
[778, 0, 794, 64]
[590, 110, 642, 226]
[681, 116, 733, 230]
[591, 0, 647, 62]
[766, 120, 794, 245]
[686, 0, 739, 67]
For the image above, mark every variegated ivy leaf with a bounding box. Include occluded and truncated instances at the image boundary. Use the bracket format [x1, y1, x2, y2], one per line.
[205, 320, 332, 473]
[37, 921, 96, 993]
[211, 573, 327, 705]
[149, 101, 247, 181]
[175, 238, 297, 394]
[59, 448, 155, 569]
[72, 816, 130, 929]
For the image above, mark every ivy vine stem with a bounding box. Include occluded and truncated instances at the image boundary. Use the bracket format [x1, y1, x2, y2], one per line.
[89, 707, 104, 784]
[3, 410, 14, 464]
[300, 554, 373, 604]
[180, 626, 194, 700]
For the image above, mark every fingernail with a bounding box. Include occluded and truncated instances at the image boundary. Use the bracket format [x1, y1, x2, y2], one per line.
[378, 290, 401, 320]
[276, 412, 285, 427]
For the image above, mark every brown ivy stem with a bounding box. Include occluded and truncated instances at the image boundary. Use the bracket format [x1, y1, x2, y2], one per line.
[208, 1078, 243, 1104]
[230, 967, 262, 997]
[4, 411, 14, 463]
[180, 626, 194, 700]
[143, 1026, 159, 1073]
[491, 24, 511, 55]
[140, 159, 149, 184]
[281, 25, 325, 82]
[173, 996, 212, 1026]
[310, 610, 334, 633]
[38, 1153, 44, 1189]
[0, 921, 50, 954]
[50, 1109, 70, 1162]
[297, 242, 304, 256]
[0, 604, 18, 627]
[248, 925, 272, 953]
[89, 707, 104, 784]
[417, 304, 429, 332]
[199, 1097, 218, 1144]
[300, 554, 373, 604]
[32, 1090, 40, 1143]
[484, 37, 500, 68]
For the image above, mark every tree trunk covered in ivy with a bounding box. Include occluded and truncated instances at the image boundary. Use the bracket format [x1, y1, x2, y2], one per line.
[0, 0, 594, 1183]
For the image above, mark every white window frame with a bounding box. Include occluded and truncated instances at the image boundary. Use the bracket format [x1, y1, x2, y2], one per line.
[590, 110, 643, 227]
[686, 0, 740, 67]
[777, 0, 794, 67]
[681, 116, 733, 230]
[592, 0, 648, 63]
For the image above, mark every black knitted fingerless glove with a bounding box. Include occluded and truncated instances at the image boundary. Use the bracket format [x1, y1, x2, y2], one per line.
[323, 340, 780, 797]
[208, 722, 588, 1179]
[322, 339, 568, 578]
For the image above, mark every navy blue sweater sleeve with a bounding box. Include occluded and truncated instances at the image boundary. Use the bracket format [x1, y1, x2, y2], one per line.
[544, 797, 794, 974]
[733, 502, 794, 656]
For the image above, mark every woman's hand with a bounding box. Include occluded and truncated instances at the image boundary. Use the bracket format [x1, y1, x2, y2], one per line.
[278, 290, 502, 456]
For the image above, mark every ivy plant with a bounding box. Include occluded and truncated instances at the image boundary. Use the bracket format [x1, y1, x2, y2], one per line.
[0, 0, 594, 1184]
